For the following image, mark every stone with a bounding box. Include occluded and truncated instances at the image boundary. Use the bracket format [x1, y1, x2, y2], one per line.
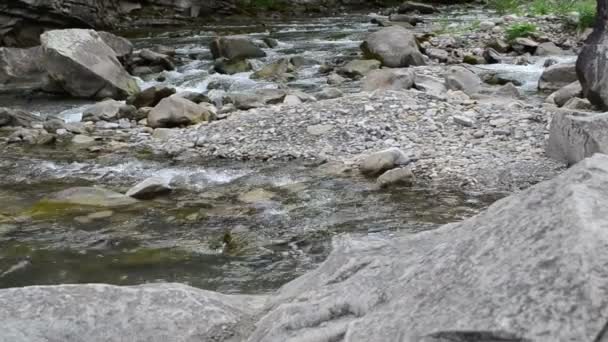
[71, 135, 95, 145]
[126, 86, 176, 108]
[174, 91, 211, 104]
[0, 283, 262, 342]
[46, 186, 137, 207]
[251, 58, 293, 80]
[487, 38, 510, 53]
[414, 74, 447, 97]
[463, 54, 485, 65]
[214, 58, 252, 75]
[210, 36, 266, 61]
[494, 82, 521, 98]
[562, 97, 594, 110]
[397, 1, 438, 14]
[535, 42, 563, 56]
[376, 167, 415, 187]
[337, 59, 381, 79]
[126, 177, 172, 199]
[0, 108, 41, 128]
[248, 154, 608, 341]
[314, 87, 343, 100]
[362, 68, 415, 92]
[327, 72, 346, 85]
[263, 37, 279, 48]
[40, 29, 139, 100]
[547, 111, 608, 165]
[577, 15, 608, 109]
[306, 124, 333, 136]
[361, 26, 426, 68]
[444, 66, 482, 95]
[359, 148, 410, 176]
[512, 37, 539, 54]
[43, 118, 65, 133]
[283, 95, 302, 106]
[97, 31, 133, 60]
[238, 189, 275, 204]
[479, 21, 495, 31]
[0, 46, 45, 88]
[147, 96, 214, 128]
[482, 48, 501, 64]
[388, 14, 423, 25]
[82, 99, 125, 122]
[453, 115, 475, 127]
[424, 48, 449, 62]
[538, 63, 577, 92]
[548, 81, 582, 107]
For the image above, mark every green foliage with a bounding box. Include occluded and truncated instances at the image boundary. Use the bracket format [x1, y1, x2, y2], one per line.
[530, 0, 551, 15]
[488, 0, 597, 29]
[506, 22, 537, 41]
[577, 1, 597, 29]
[487, 0, 522, 15]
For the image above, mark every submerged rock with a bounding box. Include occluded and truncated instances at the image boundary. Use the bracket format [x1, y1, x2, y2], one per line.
[359, 148, 410, 176]
[214, 58, 252, 75]
[248, 154, 608, 341]
[40, 29, 140, 100]
[361, 26, 425, 68]
[210, 36, 266, 61]
[0, 283, 263, 342]
[45, 186, 137, 207]
[126, 177, 172, 200]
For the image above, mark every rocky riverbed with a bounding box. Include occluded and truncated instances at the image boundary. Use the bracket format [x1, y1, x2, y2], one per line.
[2, 0, 607, 340]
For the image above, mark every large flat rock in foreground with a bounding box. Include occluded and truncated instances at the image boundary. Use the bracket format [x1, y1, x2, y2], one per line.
[249, 154, 608, 341]
[41, 29, 139, 100]
[0, 283, 264, 342]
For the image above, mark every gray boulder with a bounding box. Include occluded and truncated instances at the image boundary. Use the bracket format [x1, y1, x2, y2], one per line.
[248, 153, 608, 341]
[0, 283, 263, 342]
[547, 110, 608, 165]
[444, 66, 482, 95]
[315, 87, 343, 100]
[577, 11, 608, 109]
[0, 108, 41, 128]
[563, 97, 594, 110]
[45, 186, 137, 207]
[534, 42, 563, 56]
[362, 68, 415, 92]
[361, 26, 426, 68]
[148, 96, 215, 128]
[548, 81, 583, 107]
[251, 58, 294, 81]
[126, 177, 172, 199]
[97, 31, 133, 60]
[359, 148, 410, 176]
[82, 99, 130, 122]
[0, 46, 45, 88]
[376, 167, 415, 188]
[41, 29, 140, 100]
[338, 59, 381, 79]
[214, 58, 252, 75]
[210, 36, 266, 61]
[538, 63, 577, 92]
[414, 74, 447, 97]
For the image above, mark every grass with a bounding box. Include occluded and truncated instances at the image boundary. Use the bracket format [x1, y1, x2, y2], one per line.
[506, 22, 537, 41]
[487, 0, 596, 29]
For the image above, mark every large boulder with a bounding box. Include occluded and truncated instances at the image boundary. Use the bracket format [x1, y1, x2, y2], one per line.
[337, 59, 381, 79]
[0, 46, 45, 89]
[362, 68, 415, 92]
[577, 5, 608, 110]
[97, 31, 133, 60]
[0, 108, 41, 128]
[0, 283, 263, 342]
[546, 110, 608, 165]
[538, 63, 578, 92]
[40, 29, 140, 100]
[248, 153, 608, 341]
[126, 86, 176, 108]
[360, 26, 426, 68]
[444, 66, 482, 95]
[548, 81, 583, 107]
[147, 96, 214, 128]
[210, 36, 266, 61]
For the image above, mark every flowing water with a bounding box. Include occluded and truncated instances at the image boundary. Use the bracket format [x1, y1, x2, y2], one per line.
[0, 9, 560, 293]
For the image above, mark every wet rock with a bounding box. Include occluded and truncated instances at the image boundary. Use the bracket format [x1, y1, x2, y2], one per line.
[82, 99, 127, 122]
[511, 37, 539, 54]
[538, 63, 577, 92]
[359, 148, 410, 176]
[463, 54, 485, 65]
[314, 87, 343, 100]
[148, 96, 214, 128]
[479, 21, 495, 31]
[482, 48, 502, 64]
[487, 38, 510, 53]
[137, 48, 175, 71]
[41, 29, 140, 100]
[97, 31, 133, 60]
[376, 167, 414, 188]
[175, 91, 211, 104]
[127, 86, 176, 108]
[0, 46, 45, 88]
[544, 58, 558, 68]
[71, 135, 96, 145]
[362, 68, 415, 92]
[238, 189, 275, 204]
[397, 1, 438, 14]
[548, 81, 583, 107]
[0, 108, 41, 128]
[444, 66, 482, 96]
[46, 186, 137, 207]
[534, 41, 563, 56]
[42, 118, 65, 133]
[361, 26, 425, 68]
[7, 128, 45, 144]
[547, 111, 608, 165]
[214, 58, 252, 75]
[494, 82, 521, 99]
[0, 283, 262, 342]
[251, 58, 293, 81]
[248, 154, 608, 341]
[262, 37, 279, 48]
[126, 177, 172, 199]
[425, 48, 449, 63]
[388, 14, 423, 25]
[337, 59, 381, 79]
[210, 36, 266, 61]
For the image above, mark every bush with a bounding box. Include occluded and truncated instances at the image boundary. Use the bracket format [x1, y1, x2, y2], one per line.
[576, 1, 597, 29]
[506, 23, 537, 41]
